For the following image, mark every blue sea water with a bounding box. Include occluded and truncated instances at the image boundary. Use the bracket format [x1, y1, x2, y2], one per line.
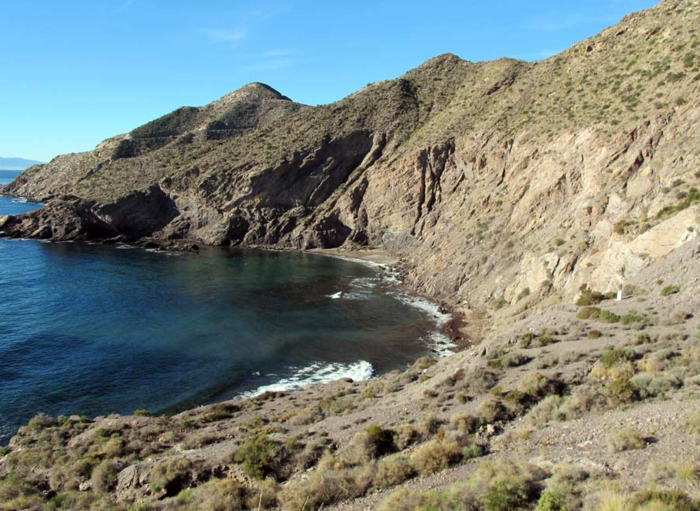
[0, 171, 446, 443]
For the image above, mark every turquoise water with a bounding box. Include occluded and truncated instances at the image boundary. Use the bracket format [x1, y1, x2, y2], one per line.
[0, 171, 445, 443]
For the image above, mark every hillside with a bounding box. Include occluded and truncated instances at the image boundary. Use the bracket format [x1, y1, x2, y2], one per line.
[2, 0, 700, 509]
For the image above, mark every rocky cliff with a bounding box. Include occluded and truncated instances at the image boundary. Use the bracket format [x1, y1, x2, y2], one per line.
[3, 0, 700, 317]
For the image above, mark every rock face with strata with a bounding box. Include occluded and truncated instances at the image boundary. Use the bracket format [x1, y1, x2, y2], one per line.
[2, 0, 700, 312]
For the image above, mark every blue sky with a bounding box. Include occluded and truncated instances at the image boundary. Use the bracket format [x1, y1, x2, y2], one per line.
[0, 0, 658, 162]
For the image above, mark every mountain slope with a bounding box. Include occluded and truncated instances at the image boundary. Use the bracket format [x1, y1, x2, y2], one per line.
[2, 0, 700, 317]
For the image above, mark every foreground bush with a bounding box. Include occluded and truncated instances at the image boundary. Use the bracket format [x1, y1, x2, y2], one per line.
[233, 432, 280, 479]
[150, 457, 193, 496]
[278, 455, 372, 511]
[377, 486, 481, 511]
[378, 477, 700, 511]
[410, 440, 461, 475]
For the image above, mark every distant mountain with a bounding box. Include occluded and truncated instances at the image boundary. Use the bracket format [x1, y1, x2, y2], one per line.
[0, 157, 43, 171]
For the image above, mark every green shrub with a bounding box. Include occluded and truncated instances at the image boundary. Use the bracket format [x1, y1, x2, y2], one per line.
[27, 413, 56, 431]
[469, 461, 547, 511]
[0, 473, 42, 510]
[661, 285, 680, 296]
[599, 310, 621, 323]
[536, 490, 568, 511]
[576, 307, 601, 320]
[91, 460, 119, 493]
[520, 333, 536, 348]
[493, 298, 508, 310]
[346, 425, 397, 463]
[606, 376, 637, 405]
[576, 288, 614, 306]
[150, 457, 193, 495]
[234, 432, 279, 479]
[484, 480, 531, 511]
[278, 455, 370, 510]
[477, 398, 511, 423]
[631, 489, 700, 511]
[614, 220, 630, 235]
[417, 414, 443, 438]
[600, 349, 634, 369]
[657, 188, 700, 219]
[487, 358, 503, 369]
[177, 487, 194, 503]
[502, 353, 531, 367]
[461, 444, 486, 460]
[620, 311, 644, 325]
[587, 330, 603, 339]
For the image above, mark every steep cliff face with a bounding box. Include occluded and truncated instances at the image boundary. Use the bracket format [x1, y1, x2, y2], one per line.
[3, 0, 700, 313]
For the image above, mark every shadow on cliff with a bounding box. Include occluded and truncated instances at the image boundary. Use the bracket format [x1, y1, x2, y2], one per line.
[98, 185, 180, 239]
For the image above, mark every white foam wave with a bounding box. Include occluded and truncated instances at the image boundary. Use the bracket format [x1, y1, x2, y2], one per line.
[243, 360, 373, 397]
[11, 198, 27, 204]
[429, 331, 457, 357]
[394, 293, 456, 357]
[326, 254, 388, 269]
[350, 276, 380, 289]
[394, 293, 451, 326]
[0, 413, 12, 445]
[328, 291, 343, 299]
[116, 244, 133, 250]
[342, 291, 373, 300]
[323, 254, 402, 284]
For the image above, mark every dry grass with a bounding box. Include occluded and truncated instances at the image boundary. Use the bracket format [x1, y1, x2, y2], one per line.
[606, 428, 646, 454]
[410, 440, 462, 476]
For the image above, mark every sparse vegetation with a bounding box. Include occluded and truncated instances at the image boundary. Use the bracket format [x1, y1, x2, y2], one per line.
[607, 428, 646, 453]
[660, 285, 680, 296]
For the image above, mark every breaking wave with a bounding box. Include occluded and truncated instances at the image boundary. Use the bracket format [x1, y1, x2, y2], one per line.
[243, 360, 374, 397]
[393, 293, 455, 356]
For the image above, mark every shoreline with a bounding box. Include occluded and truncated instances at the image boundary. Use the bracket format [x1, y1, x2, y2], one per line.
[0, 228, 473, 357]
[0, 240, 469, 443]
[305, 247, 472, 354]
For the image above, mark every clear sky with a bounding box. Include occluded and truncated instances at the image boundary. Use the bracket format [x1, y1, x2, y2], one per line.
[0, 0, 659, 162]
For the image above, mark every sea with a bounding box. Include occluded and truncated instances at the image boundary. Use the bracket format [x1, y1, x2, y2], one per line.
[0, 170, 453, 444]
